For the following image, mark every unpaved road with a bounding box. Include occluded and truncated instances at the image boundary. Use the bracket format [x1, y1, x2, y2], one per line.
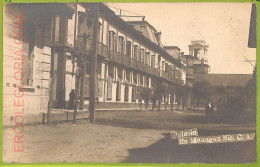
[2, 110, 256, 163]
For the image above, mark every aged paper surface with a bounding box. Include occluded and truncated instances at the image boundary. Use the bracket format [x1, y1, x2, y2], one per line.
[2, 2, 256, 163]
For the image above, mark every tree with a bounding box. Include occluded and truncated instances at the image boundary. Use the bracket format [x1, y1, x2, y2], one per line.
[169, 86, 175, 112]
[150, 93, 158, 111]
[140, 88, 152, 111]
[192, 81, 212, 110]
[67, 19, 89, 123]
[68, 43, 86, 123]
[154, 84, 166, 111]
[176, 84, 186, 110]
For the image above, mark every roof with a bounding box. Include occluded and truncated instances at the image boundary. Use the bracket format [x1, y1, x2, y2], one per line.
[127, 21, 157, 32]
[188, 40, 209, 48]
[184, 55, 196, 59]
[193, 63, 210, 67]
[194, 74, 252, 87]
[164, 46, 181, 51]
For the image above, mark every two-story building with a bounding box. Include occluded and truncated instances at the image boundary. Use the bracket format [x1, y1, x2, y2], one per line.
[75, 3, 186, 108]
[3, 3, 187, 126]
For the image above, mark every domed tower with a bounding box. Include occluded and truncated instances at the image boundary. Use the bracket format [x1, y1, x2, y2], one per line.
[188, 40, 210, 74]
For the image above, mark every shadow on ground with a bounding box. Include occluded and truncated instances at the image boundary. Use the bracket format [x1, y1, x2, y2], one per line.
[123, 129, 256, 163]
[95, 110, 255, 130]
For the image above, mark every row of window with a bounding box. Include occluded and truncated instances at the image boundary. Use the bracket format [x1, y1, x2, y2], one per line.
[84, 77, 150, 103]
[98, 18, 178, 73]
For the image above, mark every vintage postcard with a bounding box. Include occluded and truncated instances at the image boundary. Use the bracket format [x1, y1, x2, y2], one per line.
[2, 2, 257, 164]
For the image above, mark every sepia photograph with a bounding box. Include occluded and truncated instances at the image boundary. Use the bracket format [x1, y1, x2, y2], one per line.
[2, 2, 257, 163]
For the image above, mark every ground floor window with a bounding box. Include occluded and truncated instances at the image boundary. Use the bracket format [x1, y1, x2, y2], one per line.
[125, 84, 129, 102]
[132, 85, 136, 102]
[107, 77, 113, 100]
[84, 76, 90, 98]
[116, 82, 121, 101]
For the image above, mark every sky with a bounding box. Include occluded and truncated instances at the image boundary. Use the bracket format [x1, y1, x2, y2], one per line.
[107, 3, 256, 74]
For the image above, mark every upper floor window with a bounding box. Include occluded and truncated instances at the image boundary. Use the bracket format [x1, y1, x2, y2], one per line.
[146, 52, 150, 65]
[118, 36, 125, 54]
[141, 49, 145, 63]
[108, 31, 115, 51]
[151, 55, 155, 68]
[194, 49, 200, 58]
[165, 63, 168, 72]
[140, 25, 145, 30]
[126, 41, 132, 58]
[134, 45, 138, 60]
[162, 61, 165, 71]
[158, 55, 161, 69]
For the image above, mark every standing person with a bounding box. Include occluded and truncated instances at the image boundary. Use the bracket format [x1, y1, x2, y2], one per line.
[182, 99, 185, 110]
[205, 98, 214, 123]
[138, 97, 142, 112]
[217, 98, 224, 125]
[68, 89, 75, 110]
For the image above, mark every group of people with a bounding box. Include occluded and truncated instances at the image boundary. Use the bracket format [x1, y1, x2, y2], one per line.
[205, 97, 225, 124]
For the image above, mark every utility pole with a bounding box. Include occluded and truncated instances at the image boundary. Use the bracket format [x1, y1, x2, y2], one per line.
[79, 13, 88, 110]
[89, 3, 100, 123]
[73, 3, 78, 123]
[47, 16, 56, 125]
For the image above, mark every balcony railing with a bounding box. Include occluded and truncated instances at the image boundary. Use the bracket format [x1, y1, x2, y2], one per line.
[130, 58, 137, 69]
[162, 71, 169, 80]
[105, 49, 180, 83]
[144, 64, 150, 74]
[156, 69, 161, 77]
[123, 55, 131, 67]
[108, 51, 122, 64]
[97, 42, 108, 59]
[137, 61, 144, 71]
[150, 67, 156, 75]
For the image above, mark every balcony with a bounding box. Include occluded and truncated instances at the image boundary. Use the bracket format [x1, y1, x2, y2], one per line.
[97, 42, 108, 59]
[155, 69, 161, 77]
[114, 52, 124, 64]
[150, 66, 156, 75]
[130, 58, 137, 68]
[162, 71, 169, 80]
[136, 61, 144, 71]
[105, 51, 176, 83]
[108, 51, 123, 64]
[123, 55, 131, 67]
[144, 64, 150, 74]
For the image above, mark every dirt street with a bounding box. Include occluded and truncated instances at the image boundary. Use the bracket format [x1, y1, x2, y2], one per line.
[2, 110, 256, 163]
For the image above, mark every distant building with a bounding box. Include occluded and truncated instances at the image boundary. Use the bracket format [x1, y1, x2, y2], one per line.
[188, 40, 210, 74]
[194, 74, 252, 108]
[185, 39, 255, 111]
